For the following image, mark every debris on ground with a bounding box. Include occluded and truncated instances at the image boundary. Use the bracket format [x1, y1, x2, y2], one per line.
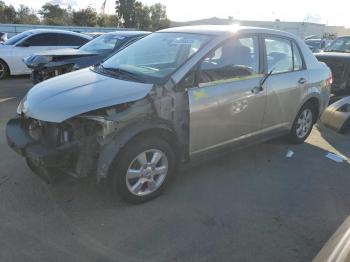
[325, 152, 347, 163]
[286, 150, 294, 158]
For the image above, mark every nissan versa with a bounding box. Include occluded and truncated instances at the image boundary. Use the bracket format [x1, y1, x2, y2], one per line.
[6, 26, 332, 203]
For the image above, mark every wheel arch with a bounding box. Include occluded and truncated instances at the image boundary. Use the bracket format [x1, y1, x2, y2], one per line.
[96, 119, 179, 181]
[296, 89, 321, 119]
[305, 97, 320, 122]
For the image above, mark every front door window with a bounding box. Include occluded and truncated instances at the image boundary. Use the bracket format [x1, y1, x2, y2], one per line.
[199, 36, 260, 86]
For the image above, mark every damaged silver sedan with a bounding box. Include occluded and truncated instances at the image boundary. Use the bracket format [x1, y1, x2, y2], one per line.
[7, 26, 332, 203]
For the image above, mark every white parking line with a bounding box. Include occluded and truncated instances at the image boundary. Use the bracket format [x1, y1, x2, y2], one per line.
[0, 97, 15, 103]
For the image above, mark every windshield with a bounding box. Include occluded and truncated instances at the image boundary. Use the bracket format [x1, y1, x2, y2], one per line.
[3, 31, 33, 45]
[326, 37, 350, 52]
[79, 34, 128, 53]
[101, 32, 213, 82]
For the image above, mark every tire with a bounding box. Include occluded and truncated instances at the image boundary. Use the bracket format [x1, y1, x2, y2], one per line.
[0, 60, 9, 80]
[288, 102, 317, 144]
[109, 136, 176, 204]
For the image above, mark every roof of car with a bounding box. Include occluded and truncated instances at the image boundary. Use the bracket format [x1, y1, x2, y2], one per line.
[158, 25, 297, 38]
[23, 29, 92, 39]
[107, 30, 151, 37]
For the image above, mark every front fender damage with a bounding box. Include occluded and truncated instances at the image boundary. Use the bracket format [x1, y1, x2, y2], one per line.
[94, 85, 190, 181]
[12, 81, 190, 183]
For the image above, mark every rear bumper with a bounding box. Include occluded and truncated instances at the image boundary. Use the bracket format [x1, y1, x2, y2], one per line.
[6, 116, 79, 171]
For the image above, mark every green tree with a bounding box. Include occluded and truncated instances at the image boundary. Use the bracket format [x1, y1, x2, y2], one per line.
[150, 3, 170, 31]
[39, 3, 71, 25]
[0, 1, 16, 23]
[97, 14, 120, 27]
[134, 2, 151, 30]
[106, 15, 120, 27]
[97, 14, 108, 27]
[115, 0, 137, 28]
[16, 5, 40, 24]
[115, 1, 170, 30]
[73, 7, 97, 26]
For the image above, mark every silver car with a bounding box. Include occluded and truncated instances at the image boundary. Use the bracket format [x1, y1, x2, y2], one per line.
[7, 26, 332, 203]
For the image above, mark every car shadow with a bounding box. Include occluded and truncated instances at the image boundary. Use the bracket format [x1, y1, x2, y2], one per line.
[315, 122, 350, 159]
[48, 129, 350, 261]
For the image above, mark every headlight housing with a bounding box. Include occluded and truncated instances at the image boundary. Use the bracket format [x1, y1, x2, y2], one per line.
[23, 55, 53, 68]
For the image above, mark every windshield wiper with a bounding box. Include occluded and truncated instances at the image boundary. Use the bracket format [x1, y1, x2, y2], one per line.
[98, 65, 145, 83]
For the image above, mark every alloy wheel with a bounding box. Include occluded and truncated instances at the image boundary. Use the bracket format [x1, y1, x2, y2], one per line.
[296, 108, 313, 138]
[125, 149, 168, 196]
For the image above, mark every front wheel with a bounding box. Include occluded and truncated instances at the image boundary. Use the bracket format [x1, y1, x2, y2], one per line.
[109, 136, 176, 204]
[288, 102, 316, 144]
[0, 60, 9, 80]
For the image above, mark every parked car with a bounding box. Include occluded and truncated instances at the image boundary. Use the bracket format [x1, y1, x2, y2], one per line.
[6, 26, 331, 203]
[0, 29, 91, 80]
[84, 32, 106, 38]
[314, 215, 350, 262]
[0, 32, 7, 43]
[24, 31, 150, 83]
[315, 36, 350, 95]
[305, 38, 325, 53]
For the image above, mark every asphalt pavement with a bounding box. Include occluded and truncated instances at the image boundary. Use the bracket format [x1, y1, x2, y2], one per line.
[0, 76, 350, 262]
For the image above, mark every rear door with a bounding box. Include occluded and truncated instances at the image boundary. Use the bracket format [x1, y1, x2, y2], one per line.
[188, 35, 267, 155]
[263, 36, 308, 130]
[12, 33, 59, 74]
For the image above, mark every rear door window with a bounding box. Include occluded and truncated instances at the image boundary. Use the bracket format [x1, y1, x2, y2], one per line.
[264, 37, 293, 74]
[58, 34, 88, 46]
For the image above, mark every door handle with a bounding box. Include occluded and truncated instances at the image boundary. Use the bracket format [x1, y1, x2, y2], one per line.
[298, 78, 307, 84]
[251, 86, 263, 94]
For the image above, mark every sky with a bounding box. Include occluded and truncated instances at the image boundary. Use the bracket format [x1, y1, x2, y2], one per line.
[3, 0, 350, 27]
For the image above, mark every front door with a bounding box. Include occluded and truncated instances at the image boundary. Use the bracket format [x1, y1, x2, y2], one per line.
[188, 35, 267, 155]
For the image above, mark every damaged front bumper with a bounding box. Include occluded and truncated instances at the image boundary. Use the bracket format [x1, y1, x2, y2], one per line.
[31, 64, 75, 83]
[6, 116, 79, 183]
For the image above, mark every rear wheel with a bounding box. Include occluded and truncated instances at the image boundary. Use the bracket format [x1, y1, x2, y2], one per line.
[109, 136, 176, 204]
[0, 60, 9, 80]
[288, 102, 316, 144]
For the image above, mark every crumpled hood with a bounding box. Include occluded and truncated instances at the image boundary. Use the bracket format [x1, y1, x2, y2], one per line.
[34, 48, 93, 56]
[24, 48, 96, 68]
[20, 68, 153, 122]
